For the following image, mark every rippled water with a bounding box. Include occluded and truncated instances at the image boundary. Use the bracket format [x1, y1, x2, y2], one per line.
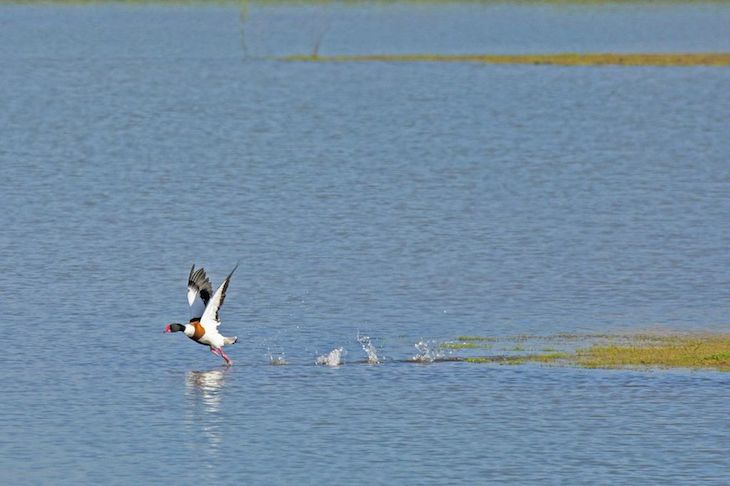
[2, 3, 730, 483]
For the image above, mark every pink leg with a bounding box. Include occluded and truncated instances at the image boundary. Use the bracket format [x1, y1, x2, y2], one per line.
[210, 347, 221, 356]
[219, 349, 233, 366]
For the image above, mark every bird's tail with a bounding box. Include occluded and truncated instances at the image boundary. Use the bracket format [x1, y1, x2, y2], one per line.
[224, 336, 238, 345]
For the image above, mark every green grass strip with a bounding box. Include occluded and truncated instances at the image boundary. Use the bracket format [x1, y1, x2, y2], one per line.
[282, 52, 730, 66]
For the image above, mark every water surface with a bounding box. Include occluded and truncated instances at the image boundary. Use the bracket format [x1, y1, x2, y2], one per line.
[1, 3, 730, 484]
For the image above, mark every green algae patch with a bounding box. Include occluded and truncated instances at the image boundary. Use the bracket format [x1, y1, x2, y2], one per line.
[575, 334, 730, 371]
[465, 356, 527, 365]
[454, 333, 730, 372]
[282, 52, 730, 67]
[439, 336, 497, 350]
[466, 352, 570, 365]
[533, 352, 571, 362]
[456, 336, 497, 342]
[440, 341, 480, 350]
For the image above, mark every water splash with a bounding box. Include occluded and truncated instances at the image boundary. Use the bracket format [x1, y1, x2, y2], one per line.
[356, 333, 380, 364]
[411, 340, 444, 363]
[316, 347, 345, 366]
[267, 346, 288, 365]
[269, 355, 288, 365]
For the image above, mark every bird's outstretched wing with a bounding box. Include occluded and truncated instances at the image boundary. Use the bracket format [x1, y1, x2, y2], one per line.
[200, 264, 238, 332]
[188, 264, 213, 321]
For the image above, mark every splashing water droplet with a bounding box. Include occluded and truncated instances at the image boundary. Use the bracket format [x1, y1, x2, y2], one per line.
[357, 333, 380, 364]
[269, 356, 288, 365]
[267, 346, 288, 365]
[412, 340, 444, 363]
[316, 347, 345, 366]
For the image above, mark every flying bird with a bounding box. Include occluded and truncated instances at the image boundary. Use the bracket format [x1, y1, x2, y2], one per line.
[164, 264, 239, 366]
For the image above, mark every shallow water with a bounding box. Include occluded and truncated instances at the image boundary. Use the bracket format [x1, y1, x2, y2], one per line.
[2, 3, 730, 483]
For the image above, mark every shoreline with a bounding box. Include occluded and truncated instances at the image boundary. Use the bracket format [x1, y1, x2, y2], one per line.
[281, 52, 730, 67]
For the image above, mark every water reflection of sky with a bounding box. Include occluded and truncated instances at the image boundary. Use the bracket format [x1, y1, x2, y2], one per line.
[3, 4, 730, 60]
[240, 3, 730, 56]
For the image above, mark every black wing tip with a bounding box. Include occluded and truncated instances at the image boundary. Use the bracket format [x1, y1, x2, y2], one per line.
[191, 263, 238, 281]
[188, 264, 213, 297]
[188, 263, 201, 282]
[213, 263, 239, 322]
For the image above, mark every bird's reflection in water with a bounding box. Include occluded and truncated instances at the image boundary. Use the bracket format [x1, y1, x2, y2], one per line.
[186, 368, 229, 413]
[185, 368, 230, 455]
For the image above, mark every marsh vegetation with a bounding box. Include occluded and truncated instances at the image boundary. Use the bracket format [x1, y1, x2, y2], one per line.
[283, 52, 730, 66]
[452, 333, 730, 371]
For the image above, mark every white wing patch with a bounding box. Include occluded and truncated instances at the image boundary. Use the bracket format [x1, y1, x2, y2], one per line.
[188, 288, 207, 320]
[200, 264, 238, 333]
[187, 265, 213, 321]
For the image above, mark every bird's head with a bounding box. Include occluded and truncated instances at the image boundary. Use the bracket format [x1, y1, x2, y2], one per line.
[164, 323, 186, 334]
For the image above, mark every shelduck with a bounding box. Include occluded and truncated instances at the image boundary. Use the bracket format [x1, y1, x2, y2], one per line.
[165, 264, 239, 366]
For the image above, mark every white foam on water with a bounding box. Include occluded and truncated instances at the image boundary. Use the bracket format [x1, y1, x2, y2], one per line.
[316, 347, 345, 366]
[356, 333, 380, 364]
[412, 340, 444, 363]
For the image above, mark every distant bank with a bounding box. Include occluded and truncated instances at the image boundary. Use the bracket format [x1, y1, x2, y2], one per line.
[281, 52, 730, 67]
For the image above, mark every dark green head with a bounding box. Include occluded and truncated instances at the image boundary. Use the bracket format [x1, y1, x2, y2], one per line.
[164, 323, 186, 333]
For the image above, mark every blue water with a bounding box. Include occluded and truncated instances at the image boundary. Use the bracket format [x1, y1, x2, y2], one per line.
[2, 3, 730, 484]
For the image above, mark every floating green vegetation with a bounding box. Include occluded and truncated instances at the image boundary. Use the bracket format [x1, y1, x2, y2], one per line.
[575, 334, 730, 371]
[440, 341, 480, 349]
[465, 356, 526, 365]
[441, 336, 497, 349]
[465, 352, 570, 365]
[461, 334, 730, 371]
[282, 52, 730, 67]
[533, 352, 572, 362]
[456, 336, 497, 342]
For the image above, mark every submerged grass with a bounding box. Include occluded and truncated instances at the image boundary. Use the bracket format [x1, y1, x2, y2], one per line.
[440, 342, 481, 349]
[465, 356, 526, 364]
[456, 336, 497, 342]
[466, 352, 570, 365]
[283, 53, 730, 67]
[441, 336, 496, 349]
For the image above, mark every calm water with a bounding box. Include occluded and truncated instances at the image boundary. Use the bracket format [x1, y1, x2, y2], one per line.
[2, 3, 730, 484]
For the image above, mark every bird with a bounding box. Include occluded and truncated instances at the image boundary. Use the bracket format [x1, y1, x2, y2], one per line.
[164, 264, 239, 366]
